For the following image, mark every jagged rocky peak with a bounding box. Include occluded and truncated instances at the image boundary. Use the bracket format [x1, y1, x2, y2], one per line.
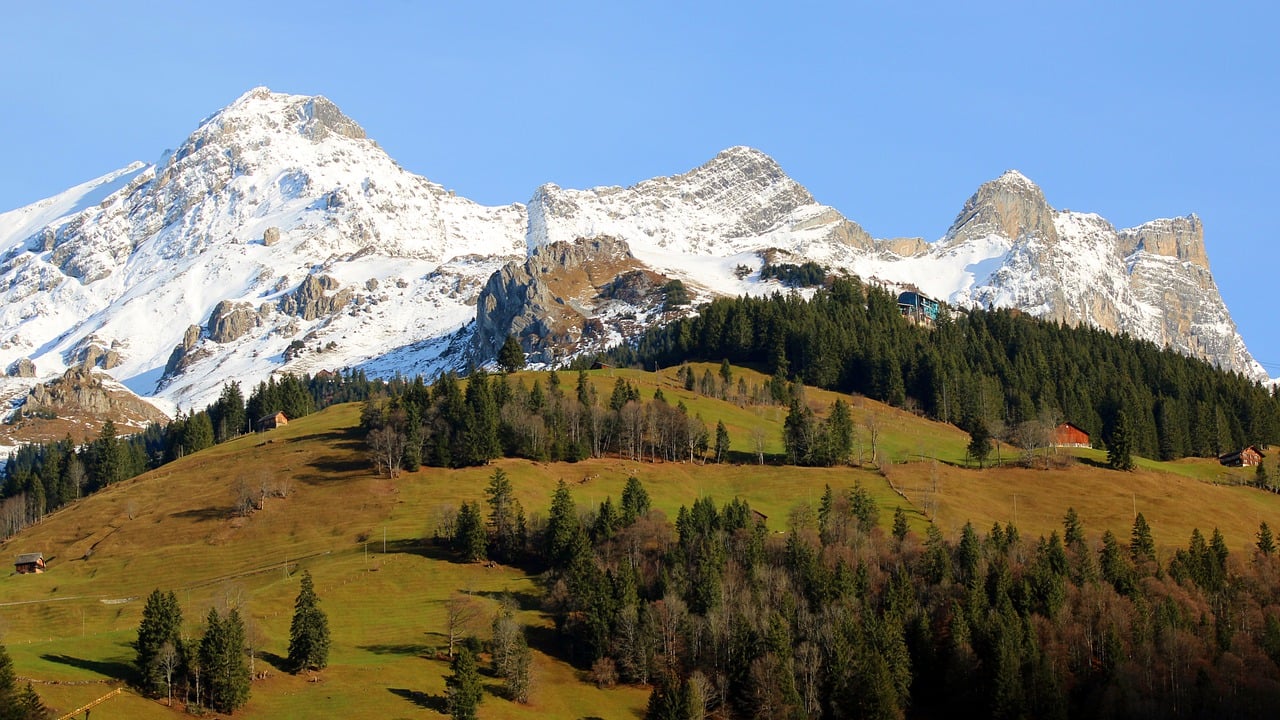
[947, 169, 1058, 244]
[191, 87, 366, 149]
[527, 146, 826, 254]
[1118, 215, 1209, 269]
[23, 367, 169, 427]
[472, 235, 666, 365]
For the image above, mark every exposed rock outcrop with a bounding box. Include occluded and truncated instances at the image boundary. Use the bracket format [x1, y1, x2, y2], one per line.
[7, 358, 36, 378]
[279, 274, 352, 321]
[472, 236, 671, 365]
[21, 367, 168, 426]
[68, 337, 125, 370]
[207, 300, 262, 343]
[163, 324, 205, 380]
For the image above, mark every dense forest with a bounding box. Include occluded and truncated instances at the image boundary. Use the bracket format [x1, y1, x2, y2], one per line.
[0, 371, 387, 539]
[449, 473, 1280, 719]
[605, 278, 1280, 461]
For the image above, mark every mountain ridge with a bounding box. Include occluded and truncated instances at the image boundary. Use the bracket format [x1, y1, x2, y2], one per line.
[0, 88, 1268, 440]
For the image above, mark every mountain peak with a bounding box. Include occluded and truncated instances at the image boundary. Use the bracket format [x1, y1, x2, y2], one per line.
[193, 88, 367, 147]
[947, 169, 1053, 243]
[699, 145, 785, 177]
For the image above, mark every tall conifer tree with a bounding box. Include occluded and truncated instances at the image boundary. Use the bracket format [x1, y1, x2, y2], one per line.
[287, 570, 331, 672]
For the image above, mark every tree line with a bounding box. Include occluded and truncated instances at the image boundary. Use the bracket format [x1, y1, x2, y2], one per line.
[443, 471, 1280, 719]
[604, 278, 1280, 463]
[359, 369, 748, 476]
[1, 370, 387, 539]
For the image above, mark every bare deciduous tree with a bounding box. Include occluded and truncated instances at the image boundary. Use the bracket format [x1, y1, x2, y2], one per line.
[159, 641, 179, 706]
[235, 479, 256, 516]
[864, 411, 882, 466]
[368, 425, 406, 478]
[444, 593, 481, 658]
[751, 427, 766, 465]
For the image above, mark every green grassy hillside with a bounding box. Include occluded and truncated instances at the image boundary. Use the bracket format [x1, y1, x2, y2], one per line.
[1, 366, 1275, 717]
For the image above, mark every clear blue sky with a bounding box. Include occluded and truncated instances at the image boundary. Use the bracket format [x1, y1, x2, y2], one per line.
[2, 2, 1276, 377]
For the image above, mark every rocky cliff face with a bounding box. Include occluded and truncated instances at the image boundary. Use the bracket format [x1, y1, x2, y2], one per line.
[472, 236, 673, 365]
[923, 173, 1262, 378]
[1, 367, 170, 447]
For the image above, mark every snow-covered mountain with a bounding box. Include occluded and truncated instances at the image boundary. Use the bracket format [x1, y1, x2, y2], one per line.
[0, 88, 526, 419]
[0, 88, 1267, 433]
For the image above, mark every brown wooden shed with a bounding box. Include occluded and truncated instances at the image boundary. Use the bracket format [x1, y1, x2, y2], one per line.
[1219, 446, 1265, 467]
[15, 552, 45, 574]
[1053, 422, 1091, 448]
[257, 411, 288, 431]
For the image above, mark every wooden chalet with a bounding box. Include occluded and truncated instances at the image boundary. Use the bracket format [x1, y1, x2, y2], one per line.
[590, 361, 614, 370]
[897, 290, 940, 325]
[1053, 422, 1091, 448]
[1219, 446, 1265, 467]
[15, 552, 45, 574]
[257, 411, 288, 431]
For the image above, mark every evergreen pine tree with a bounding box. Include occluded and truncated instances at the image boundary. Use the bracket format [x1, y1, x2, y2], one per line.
[497, 334, 526, 373]
[463, 370, 499, 465]
[446, 647, 483, 720]
[486, 467, 523, 562]
[714, 421, 730, 463]
[454, 502, 487, 562]
[620, 476, 650, 524]
[287, 570, 331, 672]
[967, 419, 992, 468]
[183, 412, 215, 454]
[93, 419, 123, 487]
[545, 480, 581, 570]
[1258, 521, 1276, 557]
[0, 640, 23, 718]
[1062, 507, 1085, 551]
[135, 589, 184, 696]
[1107, 410, 1135, 470]
[827, 398, 854, 464]
[1130, 512, 1156, 565]
[198, 607, 251, 714]
[892, 506, 909, 542]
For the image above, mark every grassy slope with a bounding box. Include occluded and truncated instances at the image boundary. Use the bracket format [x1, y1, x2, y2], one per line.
[1, 365, 1275, 718]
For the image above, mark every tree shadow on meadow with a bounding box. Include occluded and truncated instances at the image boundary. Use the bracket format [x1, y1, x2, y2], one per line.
[388, 687, 447, 712]
[169, 506, 237, 522]
[40, 652, 137, 684]
[359, 642, 432, 658]
[474, 589, 542, 612]
[300, 453, 370, 480]
[258, 650, 291, 673]
[381, 537, 468, 563]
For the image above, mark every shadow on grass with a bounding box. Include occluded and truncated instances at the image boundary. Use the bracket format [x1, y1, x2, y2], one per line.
[300, 452, 369, 481]
[40, 653, 137, 684]
[475, 589, 542, 612]
[169, 506, 235, 522]
[360, 643, 432, 657]
[259, 651, 291, 673]
[382, 538, 469, 563]
[389, 687, 447, 712]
